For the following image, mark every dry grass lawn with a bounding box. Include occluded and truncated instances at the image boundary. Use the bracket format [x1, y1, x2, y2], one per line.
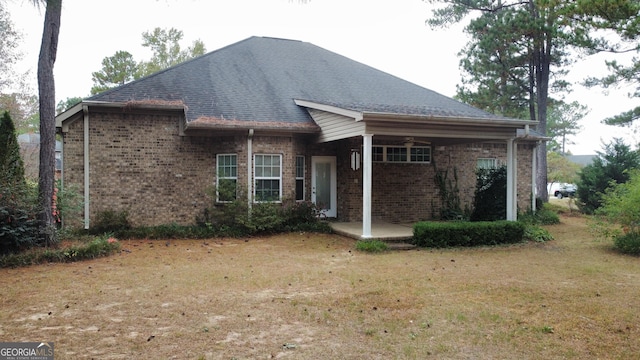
[1, 215, 639, 359]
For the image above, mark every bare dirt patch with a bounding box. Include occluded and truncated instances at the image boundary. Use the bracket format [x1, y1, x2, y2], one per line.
[1, 217, 639, 359]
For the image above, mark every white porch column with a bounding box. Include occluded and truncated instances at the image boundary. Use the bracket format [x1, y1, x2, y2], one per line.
[362, 134, 373, 238]
[506, 138, 517, 221]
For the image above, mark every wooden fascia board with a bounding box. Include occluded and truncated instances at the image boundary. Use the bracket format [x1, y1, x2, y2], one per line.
[362, 112, 538, 128]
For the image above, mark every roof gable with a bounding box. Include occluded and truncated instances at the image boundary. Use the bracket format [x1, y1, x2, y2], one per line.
[89, 36, 512, 126]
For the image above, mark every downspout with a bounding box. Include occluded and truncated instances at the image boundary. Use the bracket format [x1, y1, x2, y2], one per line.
[83, 105, 90, 229]
[531, 141, 538, 213]
[247, 129, 254, 213]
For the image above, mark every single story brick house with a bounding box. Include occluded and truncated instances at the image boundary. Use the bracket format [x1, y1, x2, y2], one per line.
[56, 36, 543, 238]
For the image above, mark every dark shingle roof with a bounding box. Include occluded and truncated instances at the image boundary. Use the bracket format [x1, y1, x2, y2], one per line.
[90, 36, 505, 124]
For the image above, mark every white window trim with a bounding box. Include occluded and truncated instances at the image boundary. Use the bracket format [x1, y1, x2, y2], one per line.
[477, 158, 500, 169]
[295, 155, 305, 202]
[216, 153, 237, 203]
[254, 154, 283, 203]
[371, 145, 431, 164]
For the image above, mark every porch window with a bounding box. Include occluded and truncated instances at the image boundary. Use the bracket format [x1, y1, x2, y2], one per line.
[295, 155, 305, 201]
[371, 145, 431, 163]
[254, 154, 282, 202]
[216, 154, 237, 202]
[477, 158, 499, 169]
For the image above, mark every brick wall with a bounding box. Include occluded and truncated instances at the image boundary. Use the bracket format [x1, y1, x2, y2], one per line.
[335, 140, 536, 223]
[62, 110, 536, 228]
[64, 111, 245, 228]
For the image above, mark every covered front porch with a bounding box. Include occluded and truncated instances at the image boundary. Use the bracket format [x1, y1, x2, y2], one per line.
[297, 99, 543, 239]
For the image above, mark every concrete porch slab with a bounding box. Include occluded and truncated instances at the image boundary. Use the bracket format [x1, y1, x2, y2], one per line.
[329, 221, 414, 241]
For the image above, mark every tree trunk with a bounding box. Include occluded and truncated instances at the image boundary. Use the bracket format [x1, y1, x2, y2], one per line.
[534, 13, 552, 202]
[37, 0, 62, 246]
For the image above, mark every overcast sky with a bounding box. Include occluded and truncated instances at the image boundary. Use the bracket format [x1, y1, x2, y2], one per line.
[6, 0, 639, 154]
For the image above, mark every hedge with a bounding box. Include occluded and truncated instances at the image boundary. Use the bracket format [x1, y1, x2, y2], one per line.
[412, 221, 525, 248]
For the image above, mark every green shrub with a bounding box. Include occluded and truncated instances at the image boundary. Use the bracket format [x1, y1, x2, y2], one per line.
[523, 225, 554, 242]
[433, 166, 464, 220]
[0, 181, 41, 255]
[577, 139, 640, 214]
[55, 179, 83, 225]
[355, 240, 388, 253]
[519, 208, 560, 225]
[412, 221, 525, 248]
[613, 232, 640, 256]
[0, 235, 121, 268]
[89, 210, 131, 235]
[471, 166, 507, 221]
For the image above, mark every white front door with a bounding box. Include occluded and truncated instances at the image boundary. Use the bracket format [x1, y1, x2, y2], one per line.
[311, 156, 337, 217]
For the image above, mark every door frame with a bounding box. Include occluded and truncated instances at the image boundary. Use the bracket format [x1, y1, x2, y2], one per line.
[311, 156, 337, 217]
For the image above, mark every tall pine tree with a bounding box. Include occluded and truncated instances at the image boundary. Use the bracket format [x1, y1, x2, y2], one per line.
[427, 0, 639, 200]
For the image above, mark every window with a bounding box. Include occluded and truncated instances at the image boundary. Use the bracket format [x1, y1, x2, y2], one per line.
[295, 155, 305, 201]
[254, 154, 282, 202]
[216, 154, 237, 202]
[371, 145, 431, 163]
[477, 158, 499, 169]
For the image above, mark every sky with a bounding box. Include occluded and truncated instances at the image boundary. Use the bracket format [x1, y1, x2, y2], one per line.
[5, 0, 639, 155]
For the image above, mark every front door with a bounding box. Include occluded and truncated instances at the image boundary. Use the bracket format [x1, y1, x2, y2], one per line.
[311, 156, 337, 217]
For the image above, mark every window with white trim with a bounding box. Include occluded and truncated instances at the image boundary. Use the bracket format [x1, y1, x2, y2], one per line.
[477, 158, 499, 169]
[371, 145, 431, 163]
[295, 155, 305, 201]
[254, 154, 282, 202]
[216, 154, 237, 202]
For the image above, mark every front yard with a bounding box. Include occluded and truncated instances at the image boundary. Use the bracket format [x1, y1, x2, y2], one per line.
[1, 215, 638, 359]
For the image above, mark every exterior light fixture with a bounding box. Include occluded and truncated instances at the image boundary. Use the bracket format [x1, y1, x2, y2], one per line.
[350, 149, 361, 171]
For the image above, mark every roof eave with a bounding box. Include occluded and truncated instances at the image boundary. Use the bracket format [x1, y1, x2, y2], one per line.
[184, 119, 321, 134]
[56, 100, 187, 128]
[363, 111, 538, 128]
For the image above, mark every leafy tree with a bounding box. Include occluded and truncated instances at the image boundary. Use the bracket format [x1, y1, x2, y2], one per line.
[596, 170, 640, 255]
[547, 151, 580, 185]
[577, 138, 640, 214]
[0, 92, 39, 133]
[0, 3, 38, 134]
[0, 2, 22, 93]
[89, 28, 206, 94]
[547, 101, 587, 155]
[599, 169, 640, 235]
[138, 27, 206, 77]
[34, 0, 63, 246]
[56, 96, 83, 114]
[427, 0, 639, 201]
[90, 51, 139, 95]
